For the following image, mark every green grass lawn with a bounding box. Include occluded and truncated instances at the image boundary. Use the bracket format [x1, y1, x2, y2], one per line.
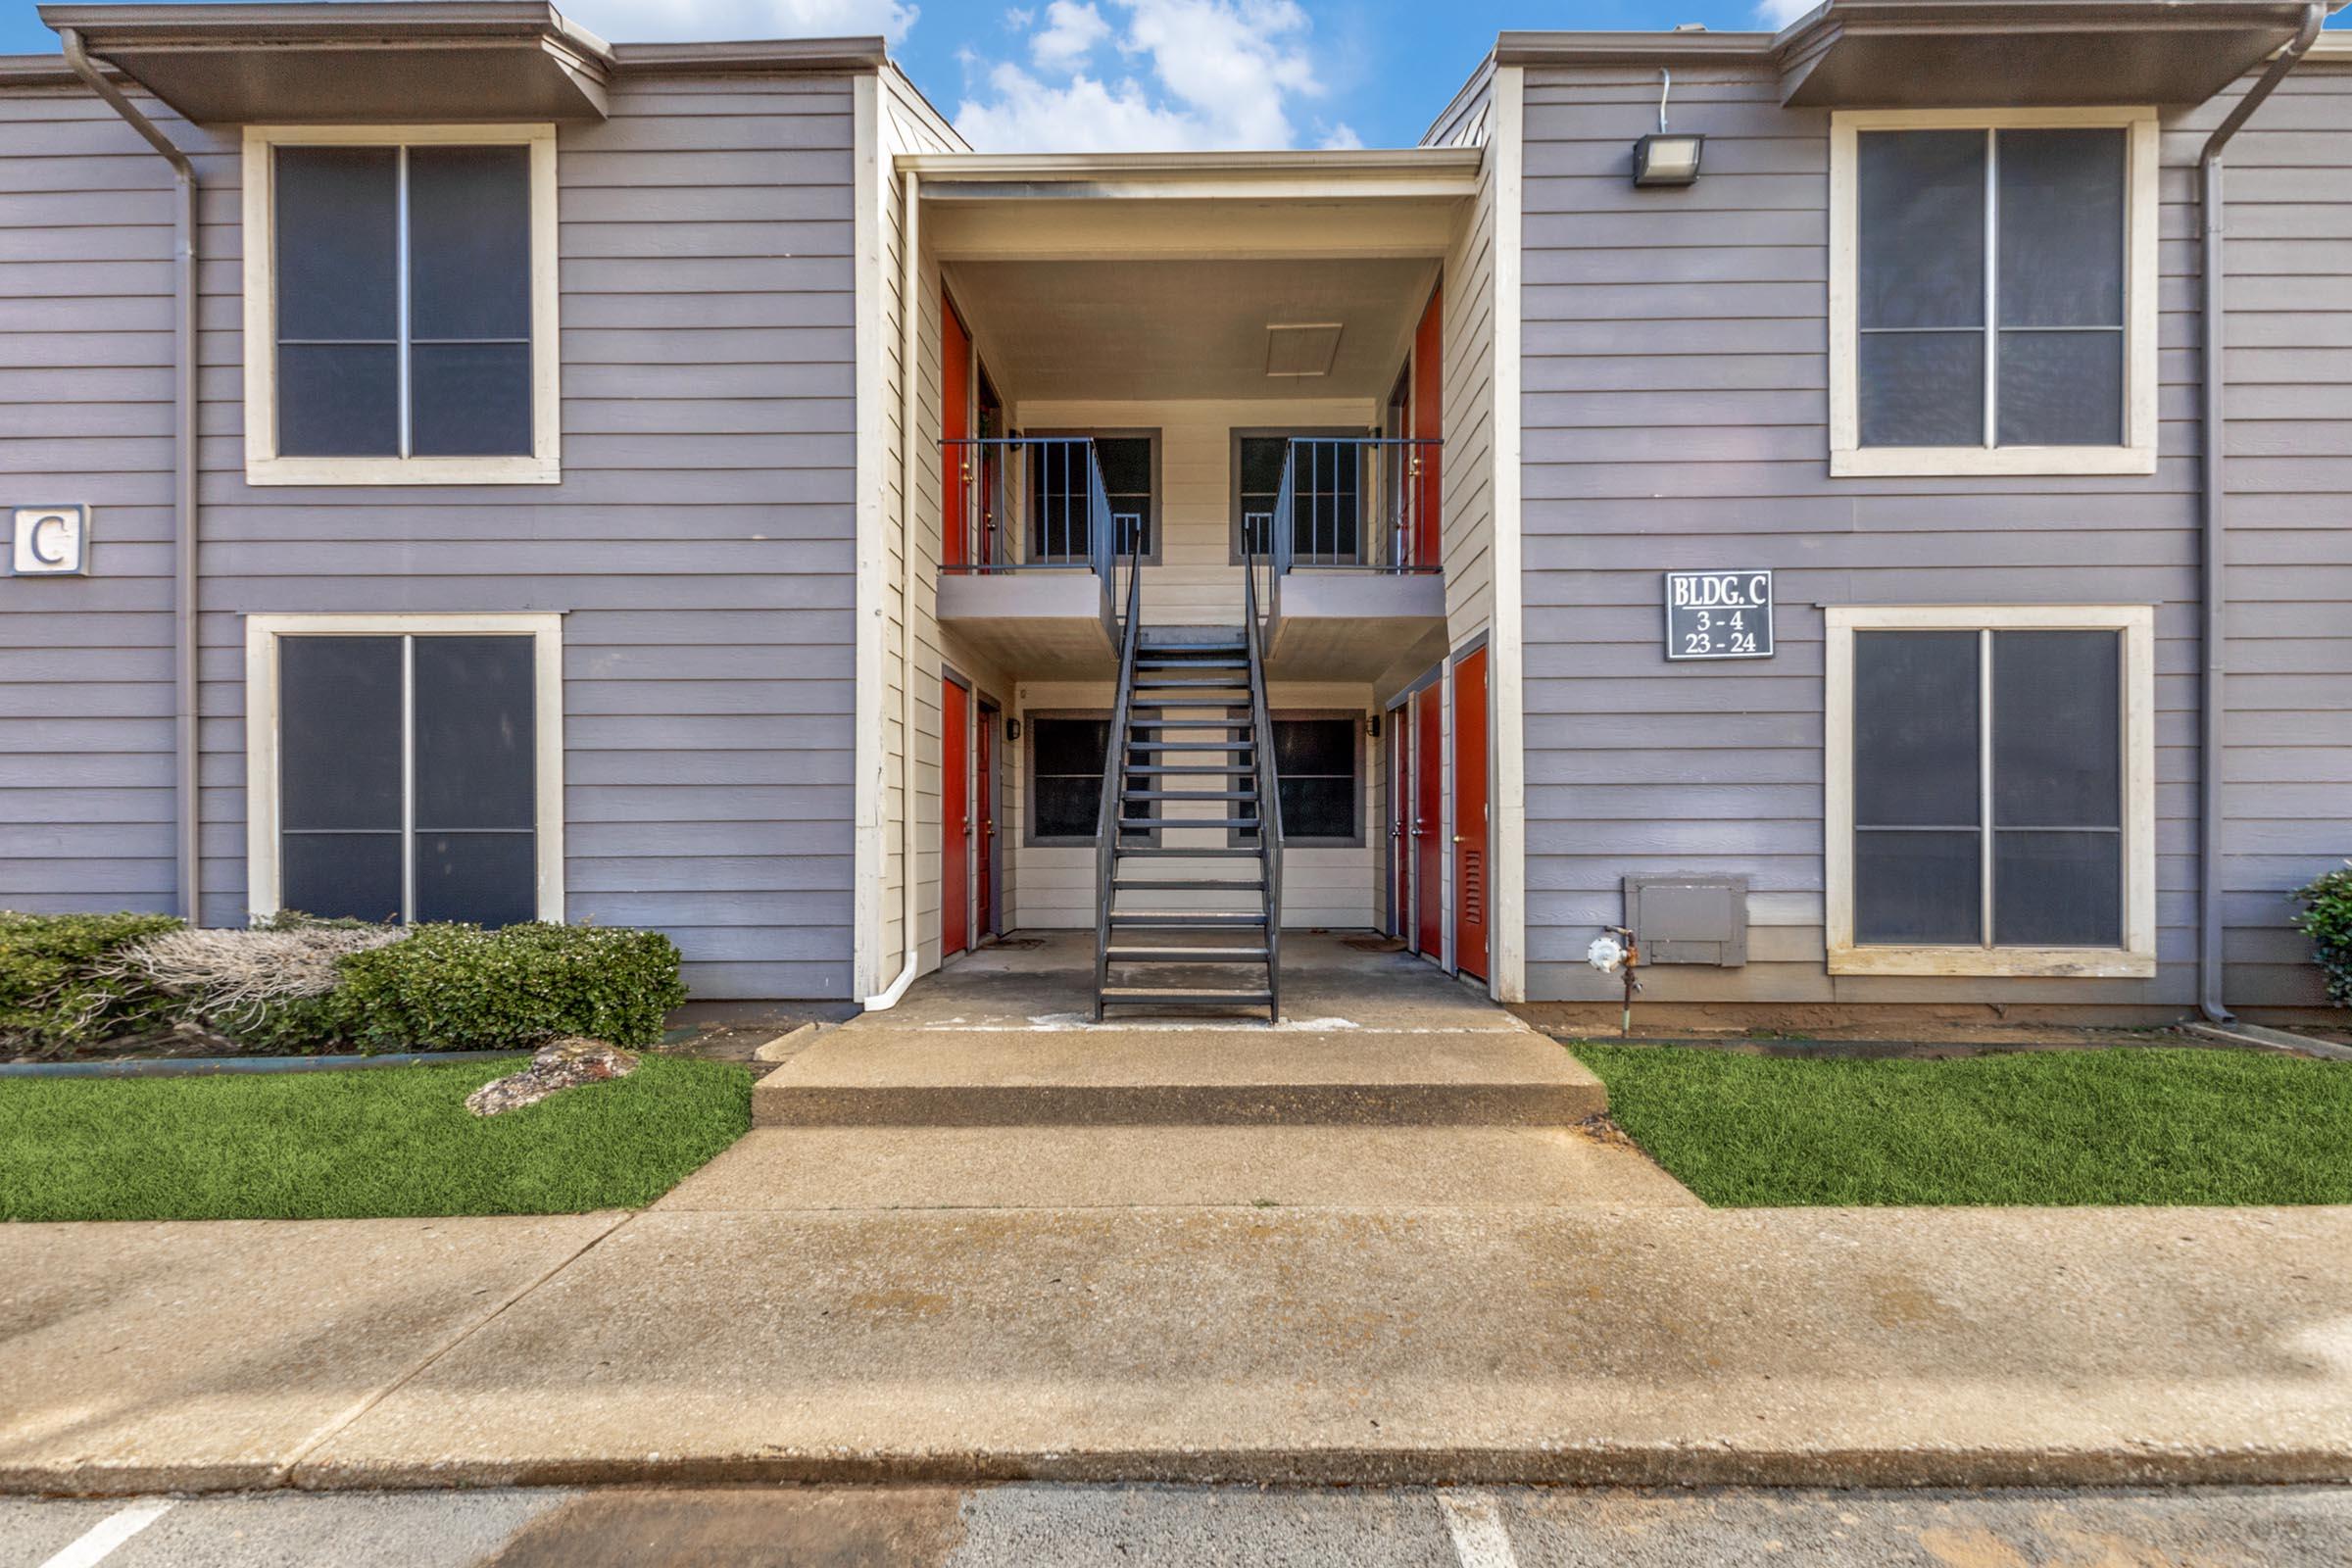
[1573, 1044, 2352, 1206]
[0, 1055, 751, 1222]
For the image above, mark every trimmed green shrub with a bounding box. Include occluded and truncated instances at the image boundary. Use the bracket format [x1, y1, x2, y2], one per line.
[2292, 862, 2352, 1009]
[236, 922, 688, 1054]
[4, 913, 686, 1056]
[0, 910, 185, 1056]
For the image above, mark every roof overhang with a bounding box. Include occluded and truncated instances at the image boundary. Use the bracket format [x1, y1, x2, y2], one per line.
[1776, 0, 2341, 108]
[38, 2, 613, 121]
[900, 148, 1483, 203]
[905, 149, 1482, 264]
[1489, 3, 2343, 111]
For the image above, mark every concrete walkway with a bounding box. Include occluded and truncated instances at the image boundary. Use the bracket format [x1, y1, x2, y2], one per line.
[8, 937, 2352, 1496]
[9, 1200, 2352, 1494]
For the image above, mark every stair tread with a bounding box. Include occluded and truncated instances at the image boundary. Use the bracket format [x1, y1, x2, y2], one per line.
[1129, 766, 1253, 776]
[1106, 950, 1270, 963]
[1113, 879, 1267, 890]
[1123, 789, 1255, 801]
[1099, 987, 1275, 1004]
[1114, 847, 1264, 858]
[1110, 911, 1269, 925]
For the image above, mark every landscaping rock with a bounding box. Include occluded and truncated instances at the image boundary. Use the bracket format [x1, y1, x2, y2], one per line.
[466, 1038, 639, 1117]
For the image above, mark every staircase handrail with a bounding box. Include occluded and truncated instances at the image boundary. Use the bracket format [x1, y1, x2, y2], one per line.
[1242, 548, 1283, 1021]
[1093, 532, 1146, 1012]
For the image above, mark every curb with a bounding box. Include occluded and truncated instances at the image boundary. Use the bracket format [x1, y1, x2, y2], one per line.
[0, 1050, 530, 1080]
[15, 1442, 2352, 1497]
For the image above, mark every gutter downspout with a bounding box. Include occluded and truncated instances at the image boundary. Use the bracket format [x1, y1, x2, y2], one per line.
[59, 30, 200, 926]
[2195, 4, 2325, 1024]
[864, 168, 923, 1010]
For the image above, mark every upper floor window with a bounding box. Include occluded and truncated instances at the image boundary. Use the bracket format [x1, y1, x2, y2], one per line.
[1232, 430, 1364, 564]
[1028, 431, 1156, 563]
[1829, 109, 2157, 478]
[241, 125, 560, 486]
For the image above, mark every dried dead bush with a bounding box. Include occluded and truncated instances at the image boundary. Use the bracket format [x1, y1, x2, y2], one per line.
[100, 925, 407, 1031]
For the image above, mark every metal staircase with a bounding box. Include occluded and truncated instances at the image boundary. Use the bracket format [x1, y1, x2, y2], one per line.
[1092, 551, 1283, 1023]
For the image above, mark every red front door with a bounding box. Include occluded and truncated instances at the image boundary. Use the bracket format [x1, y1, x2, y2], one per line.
[942, 676, 968, 958]
[1411, 283, 1443, 569]
[1452, 648, 1490, 981]
[1389, 715, 1410, 939]
[976, 702, 997, 938]
[977, 374, 1003, 567]
[1414, 683, 1444, 959]
[942, 294, 972, 566]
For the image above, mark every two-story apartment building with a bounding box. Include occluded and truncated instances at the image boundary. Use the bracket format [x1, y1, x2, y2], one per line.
[3, 0, 2347, 1024]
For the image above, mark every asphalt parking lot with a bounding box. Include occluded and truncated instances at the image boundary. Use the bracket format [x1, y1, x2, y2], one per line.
[11, 1484, 2352, 1567]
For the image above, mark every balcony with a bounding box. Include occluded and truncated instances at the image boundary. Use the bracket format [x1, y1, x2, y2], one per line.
[1256, 436, 1446, 679]
[935, 436, 1136, 675]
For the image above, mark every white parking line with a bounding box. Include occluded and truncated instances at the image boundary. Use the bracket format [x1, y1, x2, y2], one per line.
[37, 1501, 173, 1568]
[1436, 1489, 1520, 1568]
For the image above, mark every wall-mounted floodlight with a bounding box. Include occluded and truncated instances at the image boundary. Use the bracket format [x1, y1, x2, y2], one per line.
[1632, 69, 1703, 187]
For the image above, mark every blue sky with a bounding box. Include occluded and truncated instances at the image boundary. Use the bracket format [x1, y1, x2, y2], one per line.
[7, 0, 2344, 151]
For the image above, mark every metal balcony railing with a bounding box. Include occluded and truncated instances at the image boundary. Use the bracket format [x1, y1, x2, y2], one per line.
[940, 435, 1145, 573]
[1247, 436, 1443, 577]
[941, 434, 1139, 648]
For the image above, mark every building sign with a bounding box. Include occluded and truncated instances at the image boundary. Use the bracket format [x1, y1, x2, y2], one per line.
[11, 505, 90, 576]
[1664, 568, 1772, 661]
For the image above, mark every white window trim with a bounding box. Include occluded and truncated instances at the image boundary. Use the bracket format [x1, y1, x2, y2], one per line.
[241, 123, 562, 487]
[1827, 106, 2160, 479]
[244, 612, 566, 923]
[1824, 603, 2156, 979]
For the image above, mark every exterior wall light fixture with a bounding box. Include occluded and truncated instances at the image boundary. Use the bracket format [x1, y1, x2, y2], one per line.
[1632, 69, 1703, 187]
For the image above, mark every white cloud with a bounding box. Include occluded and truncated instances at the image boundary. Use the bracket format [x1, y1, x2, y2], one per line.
[1030, 0, 1110, 70]
[1754, 0, 1817, 26]
[564, 0, 917, 45]
[954, 0, 1355, 153]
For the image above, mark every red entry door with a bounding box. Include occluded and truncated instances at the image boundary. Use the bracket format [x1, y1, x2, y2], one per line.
[942, 676, 969, 958]
[1453, 648, 1490, 981]
[942, 294, 972, 566]
[1411, 283, 1443, 568]
[1414, 683, 1444, 958]
[1389, 715, 1410, 939]
[976, 703, 997, 938]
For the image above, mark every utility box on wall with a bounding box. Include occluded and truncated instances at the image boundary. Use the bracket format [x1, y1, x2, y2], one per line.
[1625, 874, 1748, 966]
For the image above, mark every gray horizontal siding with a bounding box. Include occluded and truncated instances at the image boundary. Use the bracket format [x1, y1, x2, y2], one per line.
[0, 71, 861, 1001]
[1517, 62, 2352, 1010]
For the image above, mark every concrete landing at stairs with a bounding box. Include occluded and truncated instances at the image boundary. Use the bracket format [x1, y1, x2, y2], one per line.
[753, 1028, 1604, 1127]
[754, 930, 1601, 1127]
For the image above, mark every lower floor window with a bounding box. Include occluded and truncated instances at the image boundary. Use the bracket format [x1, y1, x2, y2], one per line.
[1237, 714, 1359, 847]
[1027, 712, 1153, 845]
[1828, 605, 2153, 976]
[253, 616, 561, 927]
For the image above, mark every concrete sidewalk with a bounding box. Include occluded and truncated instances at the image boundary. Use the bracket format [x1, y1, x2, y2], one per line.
[7, 1202, 2350, 1495]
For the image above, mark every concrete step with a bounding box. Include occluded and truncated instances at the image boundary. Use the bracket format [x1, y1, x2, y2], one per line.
[752, 1026, 1607, 1128]
[657, 1125, 1697, 1212]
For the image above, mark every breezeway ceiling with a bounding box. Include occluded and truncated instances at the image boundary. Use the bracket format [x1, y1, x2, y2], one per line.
[945, 258, 1441, 404]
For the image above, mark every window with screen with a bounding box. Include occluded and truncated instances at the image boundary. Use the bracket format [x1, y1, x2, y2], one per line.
[1235, 715, 1359, 848]
[1833, 608, 2151, 975]
[1233, 434, 1362, 564]
[1832, 112, 2152, 476]
[1029, 434, 1154, 561]
[247, 128, 555, 482]
[1027, 715, 1155, 845]
[275, 632, 541, 926]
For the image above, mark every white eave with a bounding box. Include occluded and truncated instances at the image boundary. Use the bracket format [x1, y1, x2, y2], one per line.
[898, 147, 1484, 202]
